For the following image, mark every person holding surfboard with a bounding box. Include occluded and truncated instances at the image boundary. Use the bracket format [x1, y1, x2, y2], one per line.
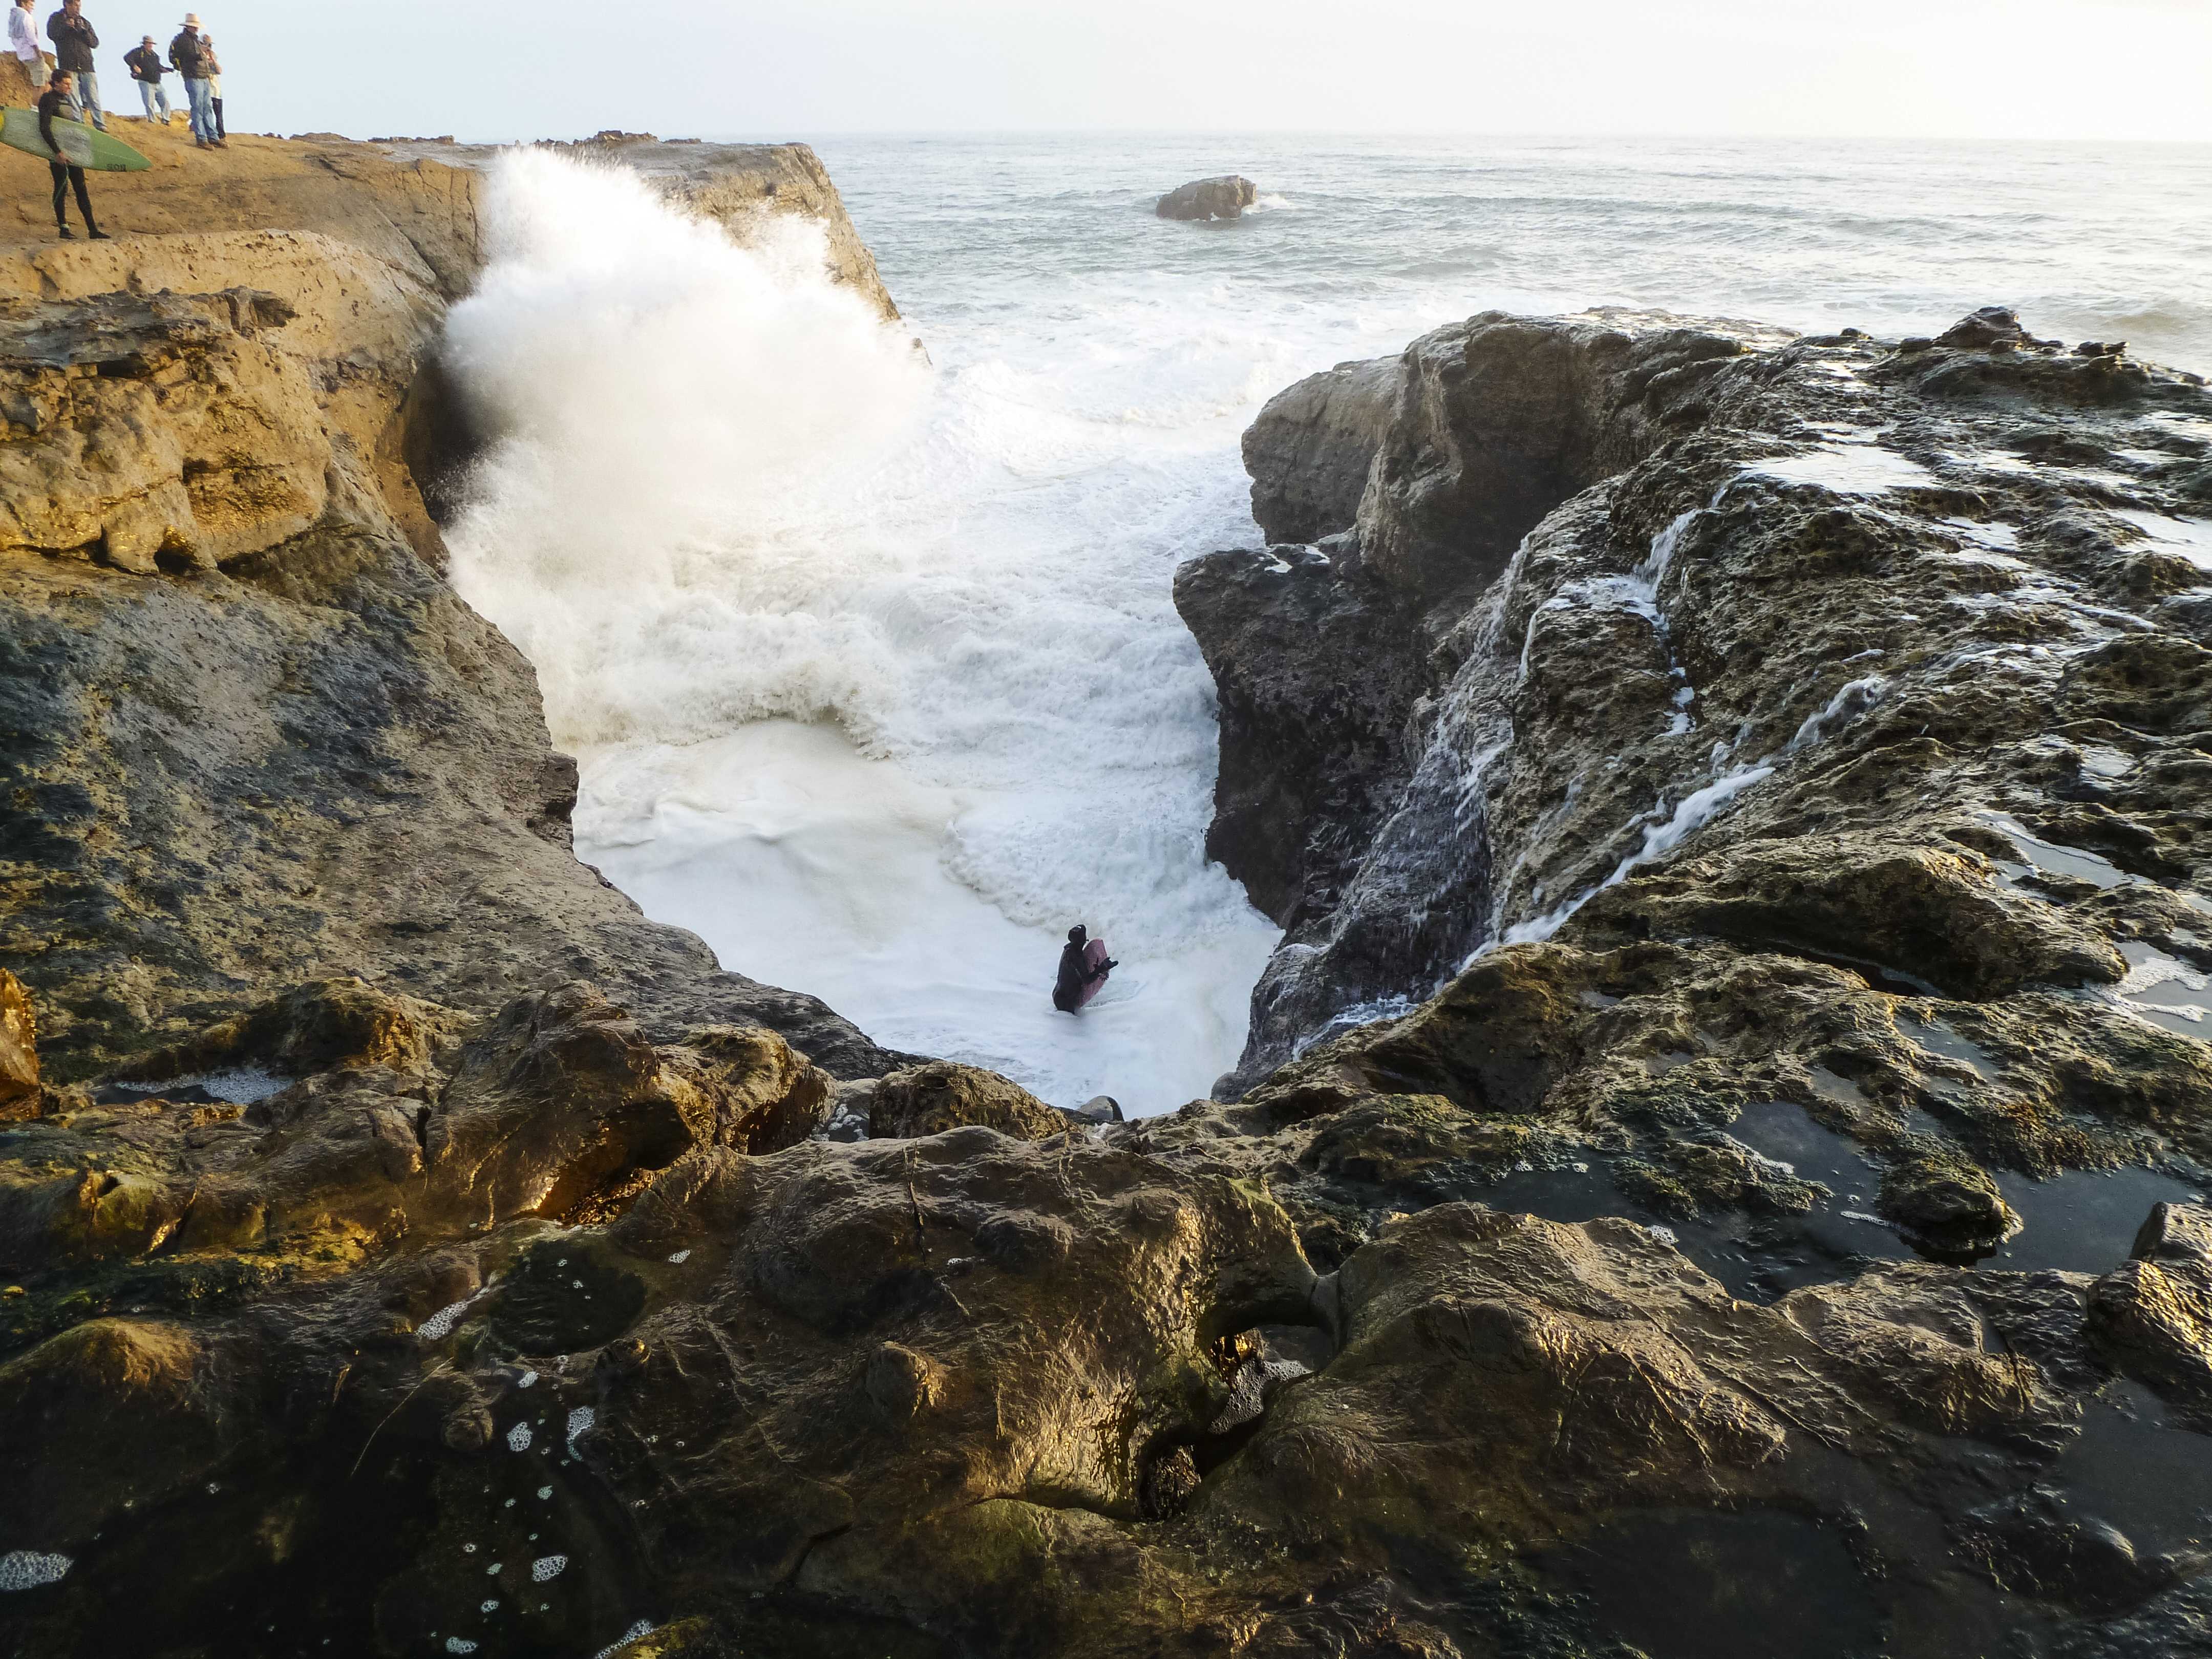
[37, 70, 104, 237]
[1051, 925, 1118, 1014]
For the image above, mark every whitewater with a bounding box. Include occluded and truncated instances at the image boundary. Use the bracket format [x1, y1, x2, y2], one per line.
[442, 133, 2212, 1114]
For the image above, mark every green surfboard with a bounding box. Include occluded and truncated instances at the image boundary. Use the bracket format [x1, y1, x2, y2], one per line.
[1, 106, 149, 171]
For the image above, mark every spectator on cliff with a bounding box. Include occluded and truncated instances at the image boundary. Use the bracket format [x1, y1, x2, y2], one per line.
[124, 33, 167, 122]
[9, 0, 47, 102]
[168, 11, 214, 146]
[198, 29, 221, 139]
[39, 71, 105, 238]
[44, 0, 100, 130]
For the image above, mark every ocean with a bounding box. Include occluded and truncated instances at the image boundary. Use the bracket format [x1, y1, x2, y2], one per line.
[439, 133, 2212, 1114]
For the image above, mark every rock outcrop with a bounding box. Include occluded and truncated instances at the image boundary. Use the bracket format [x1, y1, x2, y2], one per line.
[868, 1059, 1068, 1141]
[1186, 307, 2212, 1101]
[1156, 175, 1259, 222]
[0, 129, 910, 1084]
[8, 933, 2203, 1656]
[1241, 352, 1404, 545]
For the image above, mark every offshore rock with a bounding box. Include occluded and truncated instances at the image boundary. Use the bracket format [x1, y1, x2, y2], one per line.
[1156, 175, 1259, 221]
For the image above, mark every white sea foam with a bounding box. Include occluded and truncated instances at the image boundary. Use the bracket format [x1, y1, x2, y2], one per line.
[444, 149, 1280, 1115]
[0, 1551, 71, 1592]
[1746, 444, 1935, 495]
[2115, 509, 2212, 572]
[113, 1067, 286, 1104]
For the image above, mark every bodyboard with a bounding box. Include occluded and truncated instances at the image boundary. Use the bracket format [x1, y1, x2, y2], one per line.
[2, 106, 151, 171]
[1075, 938, 1111, 1008]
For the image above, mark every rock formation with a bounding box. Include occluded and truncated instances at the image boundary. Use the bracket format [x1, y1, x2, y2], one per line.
[1184, 306, 2212, 1096]
[1156, 175, 1259, 222]
[0, 125, 910, 1084]
[6, 105, 2212, 1657]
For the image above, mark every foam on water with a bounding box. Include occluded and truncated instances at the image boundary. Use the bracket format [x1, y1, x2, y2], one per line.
[0, 1551, 71, 1592]
[2115, 508, 2212, 571]
[1746, 444, 1936, 494]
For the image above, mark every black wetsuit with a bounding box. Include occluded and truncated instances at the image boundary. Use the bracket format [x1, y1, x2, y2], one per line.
[1052, 941, 1113, 1013]
[37, 87, 94, 234]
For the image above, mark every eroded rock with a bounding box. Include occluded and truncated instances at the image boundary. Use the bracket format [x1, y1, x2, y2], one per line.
[1155, 175, 1258, 221]
[869, 1060, 1067, 1142]
[2091, 1202, 2212, 1410]
[0, 970, 37, 1114]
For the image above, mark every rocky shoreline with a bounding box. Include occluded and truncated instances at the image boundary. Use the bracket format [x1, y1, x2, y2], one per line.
[3, 124, 2212, 1659]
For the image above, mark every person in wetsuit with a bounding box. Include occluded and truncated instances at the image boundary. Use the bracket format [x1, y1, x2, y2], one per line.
[38, 71, 103, 239]
[1052, 924, 1118, 1014]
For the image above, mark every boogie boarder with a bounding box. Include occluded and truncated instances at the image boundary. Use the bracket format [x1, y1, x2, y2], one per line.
[38, 70, 102, 238]
[1051, 925, 1117, 1014]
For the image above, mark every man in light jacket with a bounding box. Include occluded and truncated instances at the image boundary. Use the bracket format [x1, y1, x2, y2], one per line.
[44, 0, 99, 130]
[168, 11, 214, 146]
[124, 33, 167, 121]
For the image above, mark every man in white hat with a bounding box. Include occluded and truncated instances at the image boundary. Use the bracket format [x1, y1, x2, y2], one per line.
[168, 10, 216, 146]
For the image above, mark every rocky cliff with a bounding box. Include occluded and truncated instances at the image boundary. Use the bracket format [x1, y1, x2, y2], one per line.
[0, 122, 907, 1083]
[7, 106, 2212, 1659]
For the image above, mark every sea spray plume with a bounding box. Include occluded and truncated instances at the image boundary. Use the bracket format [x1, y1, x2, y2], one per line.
[442, 148, 931, 751]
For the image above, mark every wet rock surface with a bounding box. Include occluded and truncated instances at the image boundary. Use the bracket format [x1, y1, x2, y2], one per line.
[1188, 306, 2212, 1099]
[1242, 353, 1405, 545]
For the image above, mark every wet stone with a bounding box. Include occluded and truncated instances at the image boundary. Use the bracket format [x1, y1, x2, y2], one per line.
[487, 1239, 647, 1355]
[1537, 1508, 1882, 1659]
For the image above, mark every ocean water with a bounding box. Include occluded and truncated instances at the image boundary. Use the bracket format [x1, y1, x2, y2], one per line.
[441, 134, 2212, 1114]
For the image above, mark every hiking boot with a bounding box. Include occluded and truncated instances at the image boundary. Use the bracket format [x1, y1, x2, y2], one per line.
[55, 226, 72, 239]
[88, 228, 109, 240]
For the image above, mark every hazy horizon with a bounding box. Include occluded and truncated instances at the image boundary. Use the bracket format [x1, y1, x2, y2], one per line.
[83, 0, 2211, 146]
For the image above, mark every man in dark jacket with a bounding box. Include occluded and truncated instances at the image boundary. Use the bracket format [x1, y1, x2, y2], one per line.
[1051, 925, 1117, 1014]
[168, 12, 212, 146]
[43, 0, 98, 129]
[38, 71, 104, 238]
[123, 33, 166, 121]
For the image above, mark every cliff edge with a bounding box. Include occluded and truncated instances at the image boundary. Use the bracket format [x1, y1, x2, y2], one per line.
[0, 119, 908, 1080]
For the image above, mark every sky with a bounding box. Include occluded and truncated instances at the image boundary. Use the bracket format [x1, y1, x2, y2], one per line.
[98, 0, 2212, 143]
